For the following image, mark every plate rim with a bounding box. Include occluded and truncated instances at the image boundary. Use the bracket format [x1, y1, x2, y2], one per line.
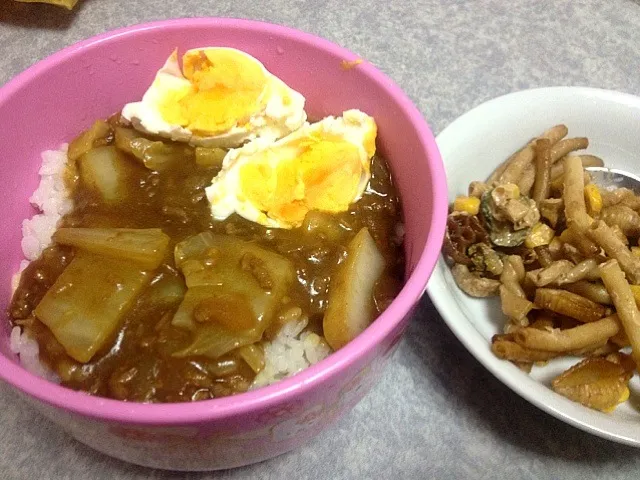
[428, 86, 640, 447]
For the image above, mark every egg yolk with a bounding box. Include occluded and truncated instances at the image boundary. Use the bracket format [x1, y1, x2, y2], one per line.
[158, 49, 268, 135]
[238, 135, 364, 227]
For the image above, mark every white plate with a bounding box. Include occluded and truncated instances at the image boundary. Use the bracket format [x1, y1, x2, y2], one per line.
[427, 86, 640, 446]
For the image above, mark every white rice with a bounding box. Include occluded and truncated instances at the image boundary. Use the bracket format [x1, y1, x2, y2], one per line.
[252, 315, 331, 389]
[21, 144, 73, 261]
[11, 144, 331, 390]
[9, 326, 60, 382]
[10, 145, 72, 382]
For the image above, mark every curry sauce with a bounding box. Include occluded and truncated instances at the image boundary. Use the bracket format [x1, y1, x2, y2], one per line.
[9, 117, 404, 403]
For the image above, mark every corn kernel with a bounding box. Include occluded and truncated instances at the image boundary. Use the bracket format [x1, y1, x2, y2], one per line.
[632, 247, 640, 258]
[584, 184, 603, 215]
[524, 223, 555, 249]
[453, 196, 480, 215]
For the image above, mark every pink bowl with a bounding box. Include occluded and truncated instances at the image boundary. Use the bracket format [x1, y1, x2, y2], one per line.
[0, 18, 446, 470]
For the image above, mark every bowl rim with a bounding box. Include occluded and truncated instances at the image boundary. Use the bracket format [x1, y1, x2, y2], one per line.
[0, 17, 447, 424]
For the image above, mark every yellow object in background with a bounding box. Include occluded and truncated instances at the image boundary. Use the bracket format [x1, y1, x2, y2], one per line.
[15, 0, 79, 10]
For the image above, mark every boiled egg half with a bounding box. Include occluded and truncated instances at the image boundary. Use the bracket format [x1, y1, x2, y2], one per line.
[205, 109, 378, 229]
[121, 47, 307, 148]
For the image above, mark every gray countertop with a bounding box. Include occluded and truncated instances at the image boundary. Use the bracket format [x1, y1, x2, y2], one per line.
[2, 0, 640, 478]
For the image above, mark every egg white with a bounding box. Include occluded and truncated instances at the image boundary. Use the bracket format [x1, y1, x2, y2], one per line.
[121, 48, 307, 148]
[205, 109, 378, 229]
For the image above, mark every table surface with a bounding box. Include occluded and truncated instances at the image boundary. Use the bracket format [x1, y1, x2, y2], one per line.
[2, 0, 640, 478]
